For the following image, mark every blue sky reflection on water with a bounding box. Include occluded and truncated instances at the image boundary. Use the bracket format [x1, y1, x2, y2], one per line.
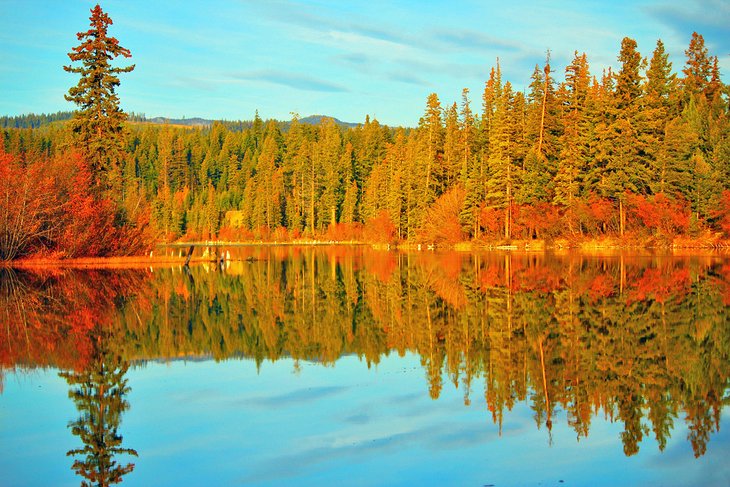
[2, 354, 728, 486]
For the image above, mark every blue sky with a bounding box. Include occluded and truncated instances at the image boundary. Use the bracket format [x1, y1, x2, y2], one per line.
[0, 0, 728, 126]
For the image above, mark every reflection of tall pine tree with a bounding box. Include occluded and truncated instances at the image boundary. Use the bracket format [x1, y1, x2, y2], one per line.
[59, 328, 137, 487]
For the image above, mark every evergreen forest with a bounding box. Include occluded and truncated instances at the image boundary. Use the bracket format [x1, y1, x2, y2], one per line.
[1, 26, 729, 260]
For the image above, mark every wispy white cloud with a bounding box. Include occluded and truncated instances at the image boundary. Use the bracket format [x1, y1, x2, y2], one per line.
[228, 70, 349, 93]
[429, 29, 524, 53]
[645, 0, 730, 53]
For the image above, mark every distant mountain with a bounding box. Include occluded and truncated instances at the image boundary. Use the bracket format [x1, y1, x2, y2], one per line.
[298, 115, 359, 129]
[145, 117, 213, 127]
[143, 114, 360, 131]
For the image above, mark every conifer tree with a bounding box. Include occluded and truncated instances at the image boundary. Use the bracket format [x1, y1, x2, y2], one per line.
[421, 93, 445, 199]
[485, 68, 515, 239]
[459, 88, 482, 236]
[601, 38, 649, 236]
[253, 129, 283, 230]
[64, 4, 134, 194]
[644, 40, 677, 194]
[341, 179, 359, 224]
[316, 118, 343, 229]
[682, 32, 712, 102]
[554, 52, 590, 231]
[443, 102, 461, 187]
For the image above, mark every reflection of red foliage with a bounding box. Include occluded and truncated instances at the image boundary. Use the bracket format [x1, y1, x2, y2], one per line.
[629, 267, 691, 304]
[0, 269, 148, 371]
[587, 274, 616, 302]
[715, 263, 730, 306]
[479, 263, 503, 290]
[514, 264, 562, 293]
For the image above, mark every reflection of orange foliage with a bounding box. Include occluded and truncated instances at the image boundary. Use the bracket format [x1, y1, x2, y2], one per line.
[417, 253, 467, 309]
[1, 248, 728, 460]
[174, 278, 190, 300]
[437, 252, 465, 280]
[587, 274, 616, 303]
[362, 250, 397, 282]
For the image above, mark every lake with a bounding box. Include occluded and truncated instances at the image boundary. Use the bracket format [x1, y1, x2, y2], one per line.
[1, 247, 729, 486]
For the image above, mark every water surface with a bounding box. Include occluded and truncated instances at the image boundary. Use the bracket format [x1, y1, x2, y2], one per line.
[1, 247, 729, 486]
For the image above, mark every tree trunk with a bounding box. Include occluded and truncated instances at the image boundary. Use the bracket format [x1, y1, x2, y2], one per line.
[537, 64, 550, 156]
[619, 199, 625, 237]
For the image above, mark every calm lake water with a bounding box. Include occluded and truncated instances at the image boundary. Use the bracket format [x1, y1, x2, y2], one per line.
[1, 247, 729, 486]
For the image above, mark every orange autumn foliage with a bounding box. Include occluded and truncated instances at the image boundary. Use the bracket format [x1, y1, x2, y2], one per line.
[363, 210, 397, 243]
[418, 186, 466, 244]
[712, 190, 730, 237]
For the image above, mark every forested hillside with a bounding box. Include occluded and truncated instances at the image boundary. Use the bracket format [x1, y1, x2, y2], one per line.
[1, 32, 729, 259]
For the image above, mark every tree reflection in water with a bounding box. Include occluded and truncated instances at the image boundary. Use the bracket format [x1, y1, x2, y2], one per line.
[1, 248, 729, 462]
[60, 326, 137, 486]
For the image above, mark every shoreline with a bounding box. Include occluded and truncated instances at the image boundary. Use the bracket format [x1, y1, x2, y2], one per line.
[2, 237, 729, 268]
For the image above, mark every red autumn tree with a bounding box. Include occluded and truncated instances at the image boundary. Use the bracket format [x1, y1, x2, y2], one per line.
[0, 145, 63, 260]
[60, 153, 120, 257]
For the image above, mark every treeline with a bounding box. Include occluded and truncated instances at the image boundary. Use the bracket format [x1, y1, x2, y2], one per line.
[2, 32, 730, 258]
[1, 249, 728, 457]
[0, 111, 74, 129]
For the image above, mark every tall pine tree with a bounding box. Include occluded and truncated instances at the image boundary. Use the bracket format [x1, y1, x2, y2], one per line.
[64, 4, 135, 195]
